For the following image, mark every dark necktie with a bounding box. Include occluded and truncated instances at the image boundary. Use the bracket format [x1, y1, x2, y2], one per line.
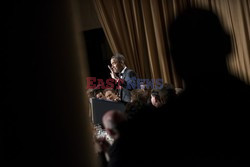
[119, 73, 123, 78]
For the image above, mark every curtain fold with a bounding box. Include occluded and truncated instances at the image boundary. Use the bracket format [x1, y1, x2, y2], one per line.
[93, 0, 250, 87]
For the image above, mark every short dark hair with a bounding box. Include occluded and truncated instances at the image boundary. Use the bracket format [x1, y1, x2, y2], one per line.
[93, 89, 103, 97]
[103, 88, 117, 95]
[111, 53, 125, 63]
[151, 89, 160, 98]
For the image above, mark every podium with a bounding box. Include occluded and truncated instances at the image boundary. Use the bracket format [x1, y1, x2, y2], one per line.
[90, 98, 126, 125]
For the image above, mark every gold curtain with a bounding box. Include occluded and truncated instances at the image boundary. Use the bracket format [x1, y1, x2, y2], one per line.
[93, 0, 185, 87]
[93, 0, 250, 87]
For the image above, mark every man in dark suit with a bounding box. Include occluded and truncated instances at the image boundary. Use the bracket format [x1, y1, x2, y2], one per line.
[108, 53, 136, 103]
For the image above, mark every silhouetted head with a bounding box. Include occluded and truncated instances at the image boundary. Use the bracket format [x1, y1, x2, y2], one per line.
[169, 8, 231, 83]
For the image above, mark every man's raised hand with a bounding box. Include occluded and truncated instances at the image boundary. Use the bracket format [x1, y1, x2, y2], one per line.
[108, 65, 118, 79]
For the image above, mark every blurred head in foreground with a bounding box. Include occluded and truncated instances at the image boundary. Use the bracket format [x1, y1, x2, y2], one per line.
[168, 8, 231, 86]
[102, 110, 127, 140]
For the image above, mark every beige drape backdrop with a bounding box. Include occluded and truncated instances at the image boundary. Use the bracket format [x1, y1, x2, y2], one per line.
[93, 0, 250, 87]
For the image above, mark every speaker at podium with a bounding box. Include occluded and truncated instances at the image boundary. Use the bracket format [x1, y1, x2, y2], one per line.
[90, 98, 126, 125]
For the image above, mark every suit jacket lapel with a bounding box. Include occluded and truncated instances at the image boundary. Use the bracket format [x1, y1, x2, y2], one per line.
[122, 68, 128, 80]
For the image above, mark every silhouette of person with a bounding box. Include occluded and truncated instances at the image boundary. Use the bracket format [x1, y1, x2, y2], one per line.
[165, 7, 250, 165]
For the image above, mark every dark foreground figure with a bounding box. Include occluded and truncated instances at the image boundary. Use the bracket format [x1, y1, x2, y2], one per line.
[164, 7, 250, 166]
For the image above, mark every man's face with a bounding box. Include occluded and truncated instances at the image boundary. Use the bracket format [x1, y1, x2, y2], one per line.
[111, 58, 124, 73]
[105, 90, 117, 101]
[96, 92, 105, 99]
[151, 95, 162, 108]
